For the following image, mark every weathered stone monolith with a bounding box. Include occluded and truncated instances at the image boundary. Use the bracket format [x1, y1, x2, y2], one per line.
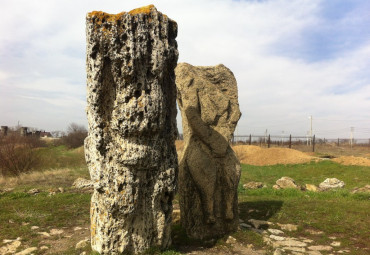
[176, 63, 241, 240]
[85, 5, 178, 254]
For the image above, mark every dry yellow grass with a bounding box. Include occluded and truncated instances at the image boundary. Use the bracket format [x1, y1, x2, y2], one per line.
[0, 168, 72, 188]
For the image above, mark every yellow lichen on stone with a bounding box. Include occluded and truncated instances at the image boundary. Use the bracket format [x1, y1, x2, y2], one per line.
[128, 5, 155, 15]
[87, 11, 126, 24]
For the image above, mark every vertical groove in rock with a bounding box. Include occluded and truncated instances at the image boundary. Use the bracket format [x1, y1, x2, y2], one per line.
[176, 63, 242, 240]
[85, 5, 178, 254]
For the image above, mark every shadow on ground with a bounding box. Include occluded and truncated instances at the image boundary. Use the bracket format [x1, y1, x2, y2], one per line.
[239, 200, 283, 223]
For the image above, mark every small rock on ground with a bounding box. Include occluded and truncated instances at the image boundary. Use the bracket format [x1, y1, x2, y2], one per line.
[14, 247, 37, 255]
[76, 238, 90, 249]
[308, 245, 333, 251]
[268, 228, 284, 235]
[277, 223, 298, 231]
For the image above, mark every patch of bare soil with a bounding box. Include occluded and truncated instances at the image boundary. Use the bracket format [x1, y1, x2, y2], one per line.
[179, 243, 265, 255]
[332, 156, 370, 166]
[232, 145, 314, 166]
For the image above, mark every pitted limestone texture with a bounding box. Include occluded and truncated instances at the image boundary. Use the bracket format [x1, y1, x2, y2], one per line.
[85, 5, 178, 254]
[176, 63, 242, 240]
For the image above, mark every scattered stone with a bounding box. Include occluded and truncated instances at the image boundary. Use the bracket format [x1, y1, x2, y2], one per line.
[273, 248, 284, 255]
[80, 252, 87, 255]
[306, 229, 323, 235]
[50, 228, 64, 235]
[85, 5, 179, 254]
[21, 222, 29, 226]
[330, 241, 341, 247]
[283, 246, 306, 252]
[248, 219, 270, 229]
[71, 178, 93, 190]
[76, 238, 89, 249]
[243, 182, 265, 189]
[27, 188, 40, 195]
[328, 236, 337, 240]
[308, 245, 333, 251]
[240, 223, 252, 229]
[31, 226, 39, 230]
[58, 187, 65, 193]
[270, 235, 285, 241]
[268, 228, 284, 235]
[305, 184, 319, 192]
[74, 226, 83, 231]
[176, 62, 241, 240]
[275, 177, 299, 189]
[351, 185, 370, 193]
[301, 238, 314, 243]
[48, 191, 56, 196]
[14, 247, 37, 255]
[37, 232, 51, 237]
[273, 184, 281, 190]
[277, 223, 298, 231]
[273, 239, 307, 248]
[0, 240, 21, 254]
[306, 251, 322, 255]
[3, 239, 14, 244]
[8, 219, 14, 224]
[226, 236, 237, 244]
[40, 246, 49, 250]
[319, 178, 345, 190]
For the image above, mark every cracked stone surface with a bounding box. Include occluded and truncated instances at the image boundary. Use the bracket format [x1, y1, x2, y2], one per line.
[85, 5, 178, 254]
[176, 63, 241, 240]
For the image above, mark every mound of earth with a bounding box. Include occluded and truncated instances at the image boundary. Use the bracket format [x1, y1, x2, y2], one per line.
[332, 156, 370, 166]
[232, 145, 314, 166]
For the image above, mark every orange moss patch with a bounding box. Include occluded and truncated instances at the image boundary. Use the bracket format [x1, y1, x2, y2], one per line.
[128, 4, 155, 15]
[87, 11, 126, 24]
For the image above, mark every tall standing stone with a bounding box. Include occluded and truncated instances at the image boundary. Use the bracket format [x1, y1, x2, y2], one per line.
[176, 63, 241, 240]
[85, 5, 178, 254]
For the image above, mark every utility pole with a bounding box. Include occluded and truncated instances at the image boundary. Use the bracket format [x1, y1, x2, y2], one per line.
[350, 127, 354, 148]
[309, 115, 313, 146]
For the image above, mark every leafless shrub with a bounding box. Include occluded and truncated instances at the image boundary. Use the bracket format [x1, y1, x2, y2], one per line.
[0, 136, 43, 176]
[61, 123, 87, 149]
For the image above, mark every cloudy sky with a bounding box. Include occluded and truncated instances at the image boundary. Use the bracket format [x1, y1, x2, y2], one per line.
[1, 0, 369, 139]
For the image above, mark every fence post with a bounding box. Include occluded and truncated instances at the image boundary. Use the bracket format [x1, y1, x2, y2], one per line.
[312, 135, 315, 152]
[268, 135, 271, 148]
[249, 134, 252, 145]
[289, 134, 292, 149]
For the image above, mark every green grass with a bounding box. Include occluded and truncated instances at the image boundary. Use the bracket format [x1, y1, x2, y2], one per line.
[0, 146, 369, 254]
[238, 161, 370, 254]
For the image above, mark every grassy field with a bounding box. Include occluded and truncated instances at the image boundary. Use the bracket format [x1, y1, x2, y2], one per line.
[0, 145, 369, 254]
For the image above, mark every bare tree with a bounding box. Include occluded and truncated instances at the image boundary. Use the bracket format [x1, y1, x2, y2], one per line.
[62, 123, 87, 149]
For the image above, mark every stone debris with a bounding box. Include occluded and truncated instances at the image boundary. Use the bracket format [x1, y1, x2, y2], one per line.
[76, 238, 90, 249]
[14, 247, 37, 255]
[273, 239, 307, 248]
[273, 248, 284, 255]
[49, 229, 64, 235]
[240, 223, 252, 229]
[37, 232, 51, 237]
[58, 187, 65, 193]
[243, 182, 265, 189]
[27, 188, 40, 195]
[74, 227, 83, 231]
[351, 184, 370, 193]
[0, 240, 21, 254]
[305, 229, 323, 235]
[226, 236, 237, 244]
[277, 223, 298, 231]
[275, 177, 299, 189]
[71, 178, 93, 190]
[248, 219, 271, 229]
[319, 178, 345, 190]
[85, 5, 178, 254]
[283, 246, 306, 252]
[270, 235, 285, 241]
[176, 62, 241, 240]
[306, 251, 322, 255]
[268, 228, 284, 235]
[308, 245, 333, 251]
[30, 226, 39, 230]
[301, 238, 314, 243]
[330, 241, 341, 247]
[40, 246, 49, 250]
[305, 184, 319, 192]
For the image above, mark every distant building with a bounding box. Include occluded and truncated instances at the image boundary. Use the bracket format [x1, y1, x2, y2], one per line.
[0, 126, 8, 137]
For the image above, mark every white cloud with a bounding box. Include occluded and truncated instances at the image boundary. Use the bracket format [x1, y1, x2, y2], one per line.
[0, 0, 369, 138]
